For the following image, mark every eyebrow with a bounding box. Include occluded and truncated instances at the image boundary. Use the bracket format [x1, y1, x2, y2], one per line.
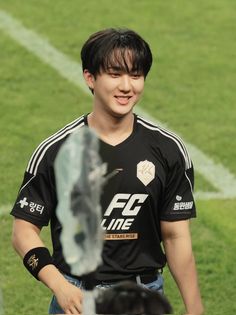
[106, 66, 123, 72]
[106, 66, 143, 75]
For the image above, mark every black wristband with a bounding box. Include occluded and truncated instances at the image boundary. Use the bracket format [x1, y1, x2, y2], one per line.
[23, 247, 53, 280]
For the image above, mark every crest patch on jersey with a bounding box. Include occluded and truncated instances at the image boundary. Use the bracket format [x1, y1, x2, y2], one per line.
[137, 160, 155, 186]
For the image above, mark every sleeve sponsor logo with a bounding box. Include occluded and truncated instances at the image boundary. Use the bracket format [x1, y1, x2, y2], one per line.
[172, 195, 193, 211]
[176, 195, 182, 201]
[137, 160, 155, 186]
[17, 197, 44, 214]
[173, 201, 193, 211]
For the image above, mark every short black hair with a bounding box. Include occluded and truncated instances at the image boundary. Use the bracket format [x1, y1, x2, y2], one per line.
[81, 28, 153, 78]
[95, 281, 173, 314]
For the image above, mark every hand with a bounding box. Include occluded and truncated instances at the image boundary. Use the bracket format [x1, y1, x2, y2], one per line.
[53, 280, 83, 314]
[38, 265, 84, 314]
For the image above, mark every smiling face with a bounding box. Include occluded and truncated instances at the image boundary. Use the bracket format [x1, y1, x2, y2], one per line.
[84, 68, 144, 118]
[81, 29, 152, 119]
[83, 49, 145, 118]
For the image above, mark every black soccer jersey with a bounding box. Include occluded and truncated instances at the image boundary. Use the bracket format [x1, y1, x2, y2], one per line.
[11, 114, 196, 281]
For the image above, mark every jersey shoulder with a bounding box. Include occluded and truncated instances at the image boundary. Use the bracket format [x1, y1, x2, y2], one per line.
[136, 115, 192, 170]
[26, 115, 86, 175]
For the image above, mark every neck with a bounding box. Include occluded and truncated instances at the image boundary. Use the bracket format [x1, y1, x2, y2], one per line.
[87, 111, 134, 146]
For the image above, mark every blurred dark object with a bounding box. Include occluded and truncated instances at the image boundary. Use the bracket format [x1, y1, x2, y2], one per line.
[95, 280, 172, 314]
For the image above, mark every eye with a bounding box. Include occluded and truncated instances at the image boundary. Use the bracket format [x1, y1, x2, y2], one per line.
[131, 73, 142, 79]
[107, 72, 120, 78]
[111, 73, 120, 78]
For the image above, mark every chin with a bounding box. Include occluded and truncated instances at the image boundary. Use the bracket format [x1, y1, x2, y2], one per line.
[110, 102, 136, 117]
[111, 107, 134, 119]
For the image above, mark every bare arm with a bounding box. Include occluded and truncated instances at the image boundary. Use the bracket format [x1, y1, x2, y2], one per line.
[12, 218, 83, 314]
[161, 219, 204, 315]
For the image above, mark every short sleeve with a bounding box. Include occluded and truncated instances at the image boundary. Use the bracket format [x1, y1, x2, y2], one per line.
[10, 169, 56, 227]
[160, 157, 196, 221]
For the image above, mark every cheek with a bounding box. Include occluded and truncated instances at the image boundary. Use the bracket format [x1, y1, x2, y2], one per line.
[135, 80, 145, 95]
[97, 79, 116, 93]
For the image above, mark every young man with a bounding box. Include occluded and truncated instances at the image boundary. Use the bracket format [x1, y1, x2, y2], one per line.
[11, 28, 204, 315]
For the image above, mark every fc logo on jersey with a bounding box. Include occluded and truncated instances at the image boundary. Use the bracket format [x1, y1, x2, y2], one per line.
[137, 160, 155, 186]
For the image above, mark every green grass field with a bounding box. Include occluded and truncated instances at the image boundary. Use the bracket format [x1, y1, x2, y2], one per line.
[0, 1, 236, 314]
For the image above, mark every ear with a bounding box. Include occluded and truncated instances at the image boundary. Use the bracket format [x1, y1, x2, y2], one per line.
[83, 69, 95, 90]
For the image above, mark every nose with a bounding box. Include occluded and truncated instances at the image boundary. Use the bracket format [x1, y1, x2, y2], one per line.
[118, 75, 131, 92]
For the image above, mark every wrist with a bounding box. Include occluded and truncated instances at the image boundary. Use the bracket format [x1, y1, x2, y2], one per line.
[23, 247, 53, 280]
[185, 304, 204, 315]
[38, 264, 67, 293]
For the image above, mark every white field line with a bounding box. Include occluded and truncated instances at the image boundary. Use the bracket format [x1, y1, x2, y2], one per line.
[136, 108, 236, 200]
[0, 9, 236, 200]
